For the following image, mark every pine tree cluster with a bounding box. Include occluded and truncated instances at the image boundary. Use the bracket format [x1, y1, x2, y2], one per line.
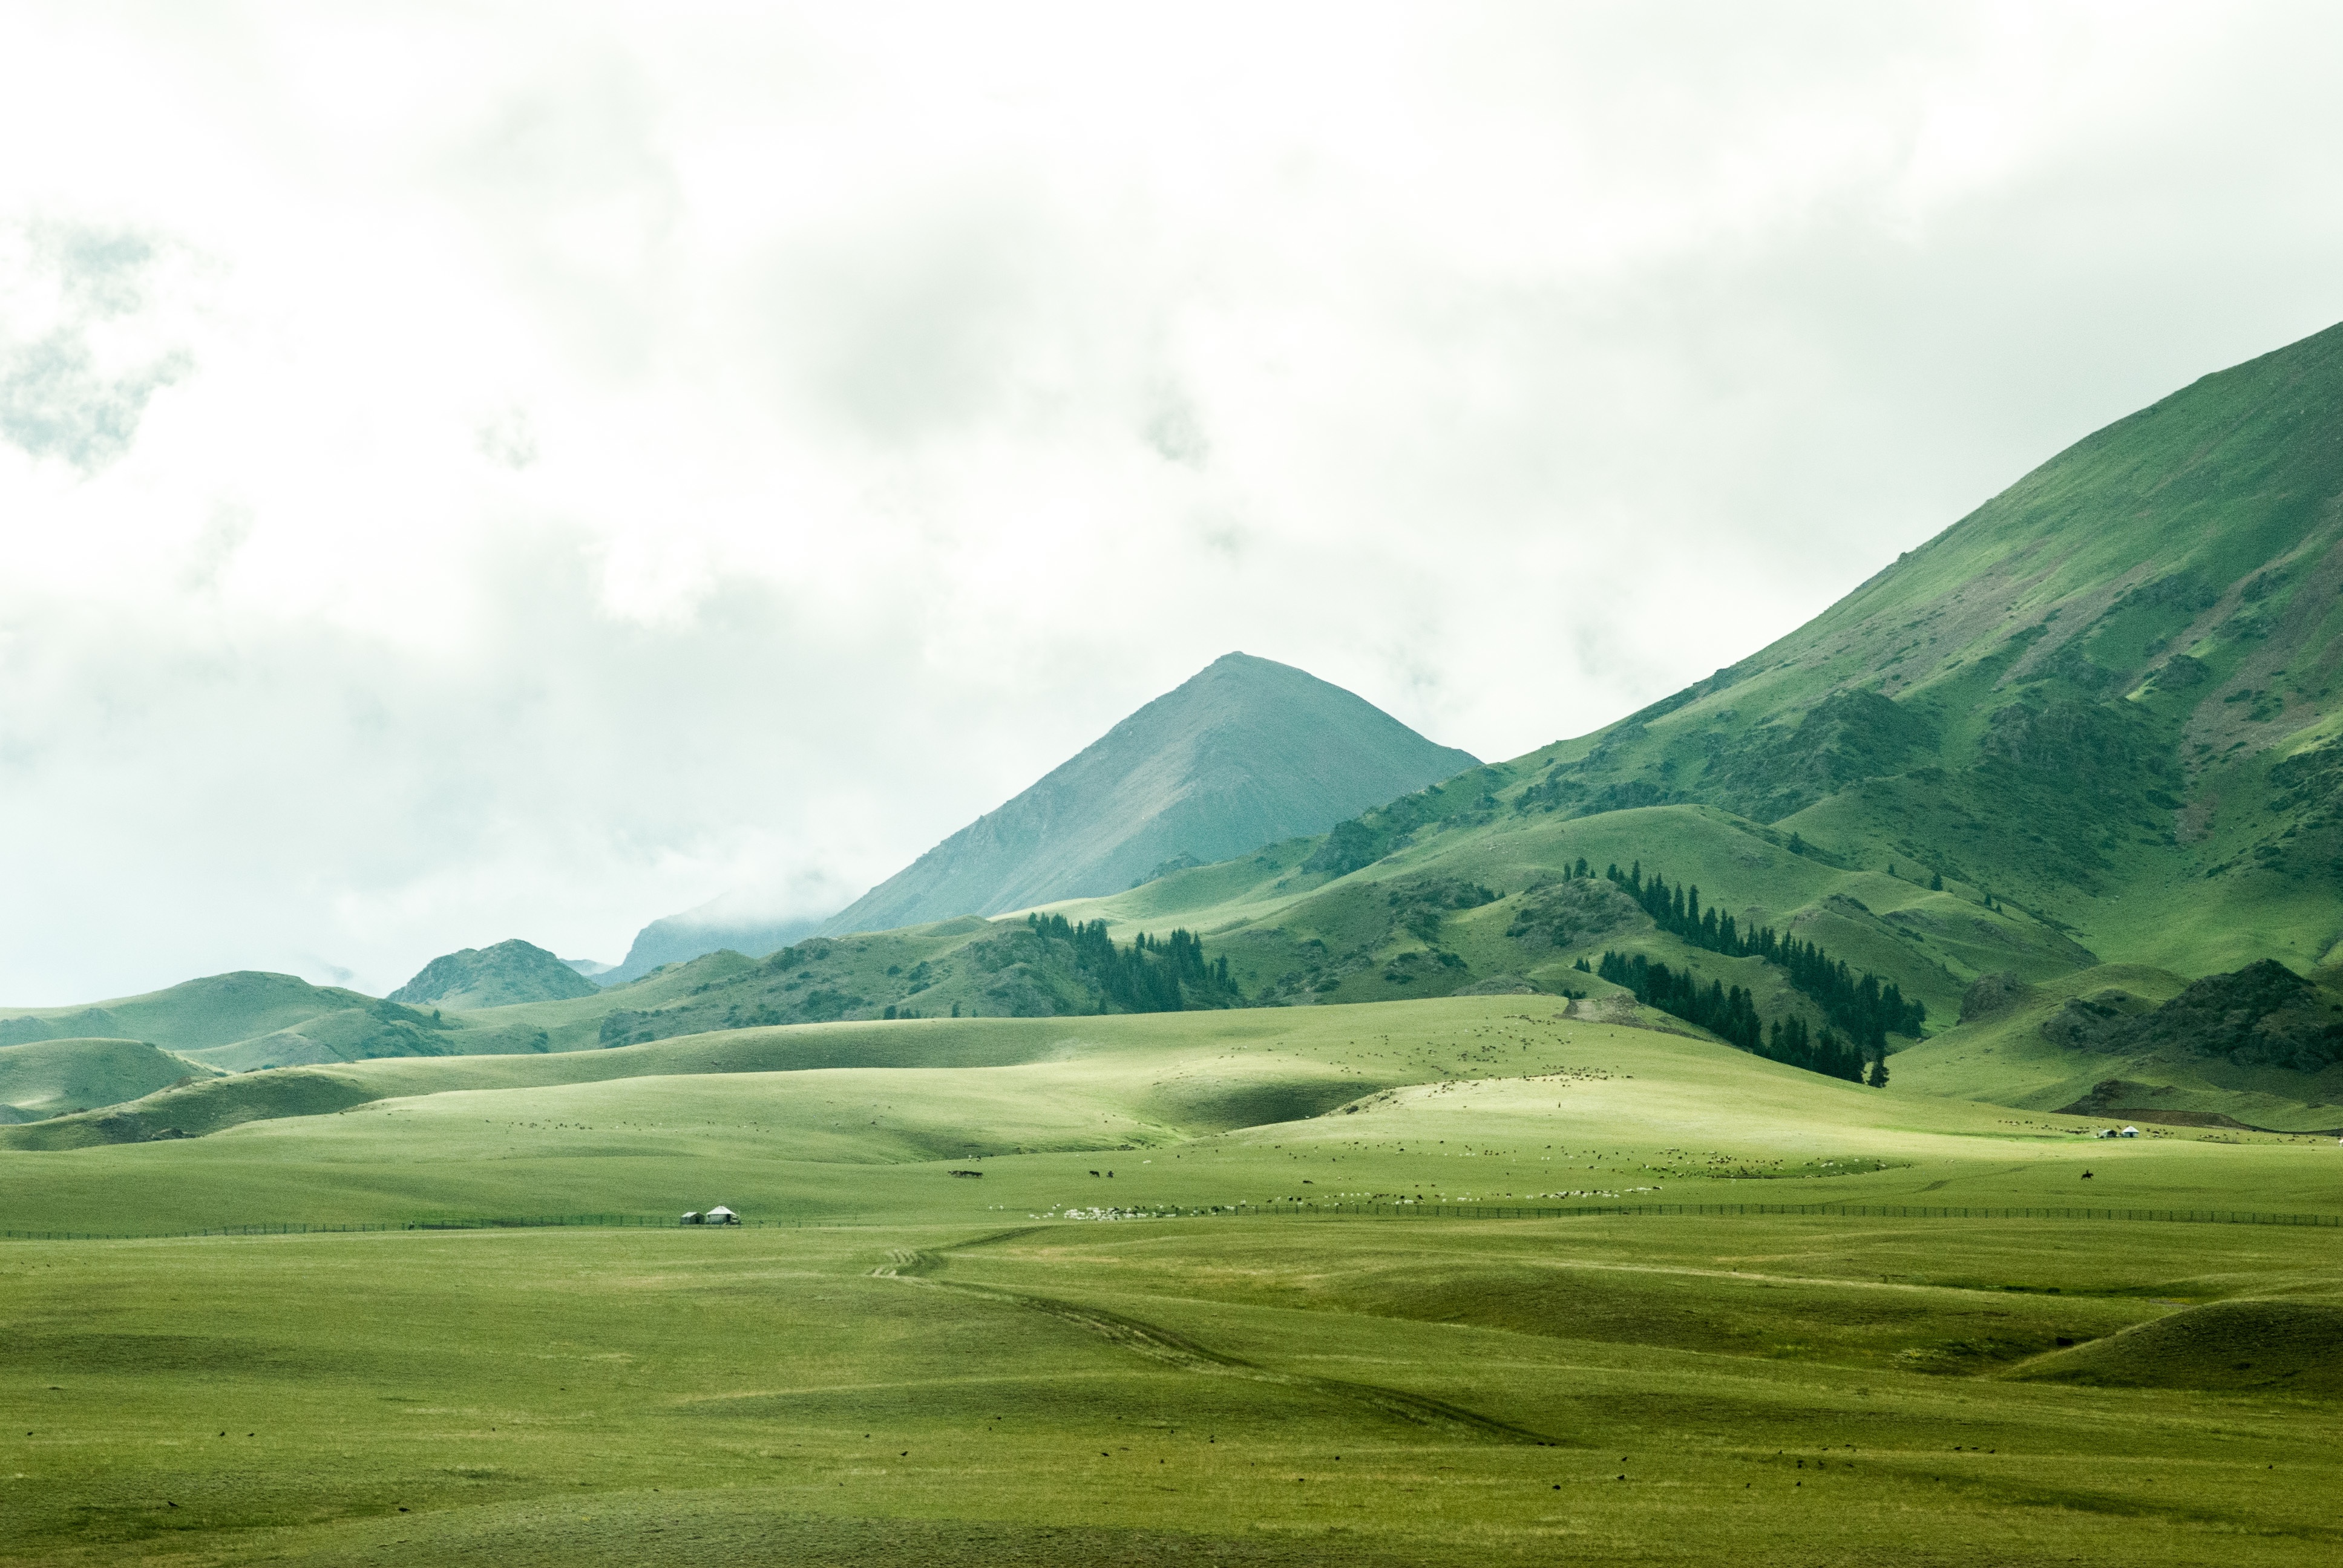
[1024, 913, 1242, 1013]
[1596, 860, 1925, 1050]
[1593, 950, 1762, 1048]
[1590, 949, 1873, 1082]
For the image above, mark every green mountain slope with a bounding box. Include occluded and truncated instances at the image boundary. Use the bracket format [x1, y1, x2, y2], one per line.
[819, 652, 1478, 935]
[1508, 318, 2343, 973]
[1038, 321, 2343, 1126]
[1058, 803, 2098, 1059]
[388, 939, 602, 1008]
[0, 970, 488, 1073]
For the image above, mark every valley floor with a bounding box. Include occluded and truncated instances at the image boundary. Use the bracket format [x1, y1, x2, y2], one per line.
[2, 999, 2336, 1566]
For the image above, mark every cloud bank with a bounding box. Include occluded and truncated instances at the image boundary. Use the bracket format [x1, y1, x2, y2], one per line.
[2, 3, 2340, 999]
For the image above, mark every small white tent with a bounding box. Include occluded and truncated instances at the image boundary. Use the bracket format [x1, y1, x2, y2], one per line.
[707, 1205, 739, 1225]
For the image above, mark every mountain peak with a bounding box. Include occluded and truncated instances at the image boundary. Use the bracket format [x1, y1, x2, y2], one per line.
[818, 656, 1476, 935]
[388, 939, 601, 1010]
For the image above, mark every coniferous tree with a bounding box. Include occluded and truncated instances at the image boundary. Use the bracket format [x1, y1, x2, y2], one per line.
[1596, 952, 1765, 1053]
[1594, 857, 1927, 1073]
[1023, 913, 1242, 1014]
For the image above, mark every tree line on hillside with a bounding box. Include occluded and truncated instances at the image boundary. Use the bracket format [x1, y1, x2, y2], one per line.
[1584, 951, 1875, 1083]
[1024, 913, 1243, 1013]
[1588, 950, 1762, 1050]
[1577, 859, 1923, 1051]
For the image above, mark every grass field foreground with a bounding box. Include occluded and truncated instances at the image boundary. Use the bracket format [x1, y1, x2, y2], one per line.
[2, 998, 2338, 1565]
[2, 1215, 2336, 1567]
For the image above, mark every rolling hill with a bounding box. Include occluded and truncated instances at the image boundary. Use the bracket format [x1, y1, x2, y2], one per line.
[388, 938, 603, 1008]
[8, 993, 2336, 1222]
[0, 1036, 215, 1123]
[7, 999, 2334, 1567]
[0, 970, 556, 1080]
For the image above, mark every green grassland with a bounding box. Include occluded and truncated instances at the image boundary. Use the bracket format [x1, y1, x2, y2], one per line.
[1889, 965, 2343, 1130]
[0, 1039, 214, 1124]
[4, 1220, 2336, 1568]
[3, 1000, 2338, 1565]
[12, 996, 2336, 1222]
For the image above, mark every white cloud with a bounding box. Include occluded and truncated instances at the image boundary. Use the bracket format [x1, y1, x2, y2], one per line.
[1, 2, 2339, 999]
[0, 220, 196, 471]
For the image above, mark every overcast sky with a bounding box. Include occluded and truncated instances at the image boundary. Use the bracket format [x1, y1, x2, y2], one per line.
[4, 3, 2341, 1002]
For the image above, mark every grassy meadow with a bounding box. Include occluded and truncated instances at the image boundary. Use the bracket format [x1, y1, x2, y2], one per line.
[4, 998, 2338, 1564]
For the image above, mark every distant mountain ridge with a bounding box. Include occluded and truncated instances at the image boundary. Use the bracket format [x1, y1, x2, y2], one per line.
[819, 652, 1479, 935]
[605, 903, 822, 986]
[0, 971, 472, 1076]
